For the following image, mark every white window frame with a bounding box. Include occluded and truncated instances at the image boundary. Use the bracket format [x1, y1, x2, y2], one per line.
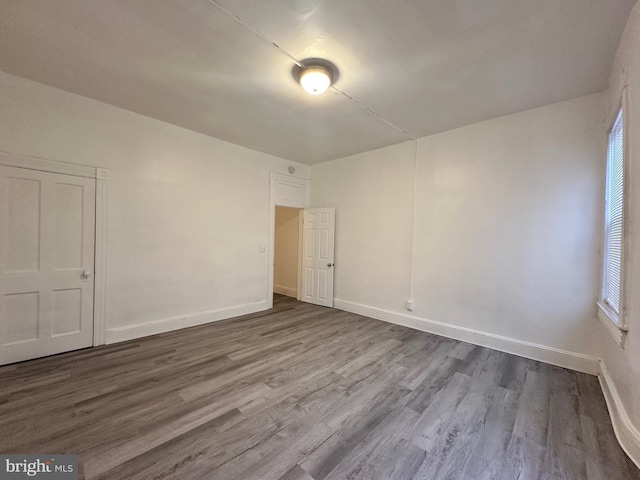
[597, 90, 629, 347]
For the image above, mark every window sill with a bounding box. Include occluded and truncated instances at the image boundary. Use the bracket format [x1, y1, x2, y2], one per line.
[597, 301, 628, 348]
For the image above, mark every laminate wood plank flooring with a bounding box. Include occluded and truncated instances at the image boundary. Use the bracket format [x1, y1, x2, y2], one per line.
[0, 294, 638, 479]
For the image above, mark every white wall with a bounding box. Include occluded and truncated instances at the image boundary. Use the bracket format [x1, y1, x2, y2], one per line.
[0, 71, 309, 341]
[312, 141, 415, 312]
[413, 94, 603, 354]
[312, 93, 604, 361]
[597, 0, 640, 443]
[274, 206, 300, 297]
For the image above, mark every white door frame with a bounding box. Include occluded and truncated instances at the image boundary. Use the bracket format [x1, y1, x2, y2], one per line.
[268, 172, 309, 308]
[0, 151, 109, 346]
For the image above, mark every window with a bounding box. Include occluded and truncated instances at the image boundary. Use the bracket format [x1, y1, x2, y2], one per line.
[599, 107, 625, 335]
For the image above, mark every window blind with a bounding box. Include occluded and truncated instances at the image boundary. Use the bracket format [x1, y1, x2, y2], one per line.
[604, 109, 624, 317]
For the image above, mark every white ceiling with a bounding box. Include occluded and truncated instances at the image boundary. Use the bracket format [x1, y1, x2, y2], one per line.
[0, 0, 635, 164]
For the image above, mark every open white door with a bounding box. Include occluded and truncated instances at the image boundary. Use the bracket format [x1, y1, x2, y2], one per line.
[301, 208, 335, 307]
[0, 166, 95, 365]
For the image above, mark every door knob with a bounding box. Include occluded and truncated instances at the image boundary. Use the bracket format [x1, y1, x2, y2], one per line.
[327, 263, 334, 268]
[81, 270, 91, 281]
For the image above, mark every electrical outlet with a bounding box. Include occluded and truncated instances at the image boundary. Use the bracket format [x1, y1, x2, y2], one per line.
[406, 299, 414, 311]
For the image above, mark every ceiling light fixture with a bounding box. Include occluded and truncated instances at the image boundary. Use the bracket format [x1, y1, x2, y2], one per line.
[299, 65, 333, 95]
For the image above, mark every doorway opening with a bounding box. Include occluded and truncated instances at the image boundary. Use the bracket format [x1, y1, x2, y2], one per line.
[268, 173, 335, 308]
[273, 206, 302, 303]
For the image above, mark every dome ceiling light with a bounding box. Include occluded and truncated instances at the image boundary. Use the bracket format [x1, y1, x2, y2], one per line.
[299, 65, 333, 95]
[293, 59, 339, 96]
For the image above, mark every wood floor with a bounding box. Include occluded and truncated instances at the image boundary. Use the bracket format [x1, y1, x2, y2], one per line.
[0, 295, 638, 480]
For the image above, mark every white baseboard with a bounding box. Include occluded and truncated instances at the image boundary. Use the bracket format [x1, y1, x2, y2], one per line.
[333, 299, 599, 375]
[105, 301, 269, 344]
[598, 360, 640, 469]
[274, 284, 297, 298]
